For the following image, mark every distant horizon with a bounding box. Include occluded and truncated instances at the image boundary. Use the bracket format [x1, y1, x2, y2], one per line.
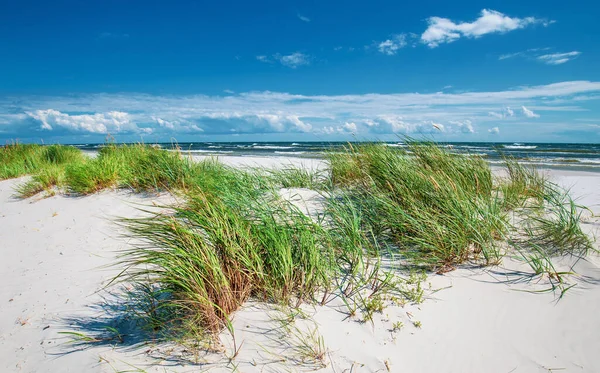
[2, 138, 600, 146]
[5, 139, 600, 146]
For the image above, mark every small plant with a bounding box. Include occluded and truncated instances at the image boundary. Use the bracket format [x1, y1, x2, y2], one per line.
[391, 321, 404, 332]
[413, 320, 422, 328]
[361, 294, 385, 323]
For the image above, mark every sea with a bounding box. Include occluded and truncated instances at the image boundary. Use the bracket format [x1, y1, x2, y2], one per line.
[73, 142, 600, 172]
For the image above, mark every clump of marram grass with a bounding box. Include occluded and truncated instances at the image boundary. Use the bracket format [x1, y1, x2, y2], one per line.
[2, 144, 87, 197]
[1, 143, 47, 179]
[328, 141, 507, 270]
[116, 176, 336, 337]
[497, 157, 547, 210]
[519, 183, 594, 257]
[65, 143, 199, 194]
[1, 143, 85, 181]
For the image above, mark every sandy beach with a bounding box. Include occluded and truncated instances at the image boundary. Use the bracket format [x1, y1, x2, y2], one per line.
[1, 156, 599, 373]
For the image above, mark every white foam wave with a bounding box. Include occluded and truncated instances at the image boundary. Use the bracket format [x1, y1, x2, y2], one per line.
[252, 145, 294, 149]
[503, 145, 538, 150]
[274, 151, 306, 155]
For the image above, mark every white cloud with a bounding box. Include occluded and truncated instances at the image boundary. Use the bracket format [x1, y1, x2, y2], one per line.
[26, 110, 136, 133]
[152, 116, 175, 129]
[340, 122, 357, 133]
[274, 52, 310, 68]
[498, 52, 525, 60]
[255, 114, 312, 132]
[537, 51, 581, 65]
[297, 14, 310, 22]
[344, 122, 357, 132]
[449, 119, 475, 133]
[322, 126, 335, 134]
[489, 127, 500, 134]
[499, 49, 581, 65]
[377, 34, 407, 55]
[9, 80, 600, 138]
[490, 107, 514, 119]
[421, 9, 548, 48]
[365, 116, 447, 134]
[522, 106, 540, 118]
[256, 53, 310, 68]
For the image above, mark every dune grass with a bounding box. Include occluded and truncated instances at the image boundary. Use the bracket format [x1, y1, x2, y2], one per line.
[116, 181, 336, 338]
[65, 143, 200, 194]
[326, 142, 508, 269]
[1, 143, 84, 180]
[2, 140, 595, 350]
[1, 143, 86, 196]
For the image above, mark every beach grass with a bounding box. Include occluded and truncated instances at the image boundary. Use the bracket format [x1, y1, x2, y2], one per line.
[116, 187, 336, 337]
[1, 139, 595, 349]
[327, 142, 507, 269]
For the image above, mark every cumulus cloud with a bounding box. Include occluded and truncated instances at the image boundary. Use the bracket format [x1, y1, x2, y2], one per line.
[320, 122, 358, 135]
[321, 126, 335, 134]
[364, 116, 447, 134]
[7, 80, 600, 139]
[489, 127, 500, 134]
[449, 119, 475, 133]
[341, 122, 357, 132]
[490, 107, 515, 119]
[26, 110, 136, 133]
[537, 51, 581, 65]
[421, 9, 548, 48]
[152, 116, 175, 129]
[377, 34, 407, 55]
[255, 114, 312, 132]
[522, 106, 540, 118]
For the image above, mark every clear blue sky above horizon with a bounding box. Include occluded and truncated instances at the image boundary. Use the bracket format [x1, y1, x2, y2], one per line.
[1, 0, 599, 143]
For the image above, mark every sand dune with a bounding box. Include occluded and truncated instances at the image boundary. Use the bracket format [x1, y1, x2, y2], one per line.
[1, 165, 599, 373]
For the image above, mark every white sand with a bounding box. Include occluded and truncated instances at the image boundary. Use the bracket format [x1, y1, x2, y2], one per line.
[1, 163, 599, 373]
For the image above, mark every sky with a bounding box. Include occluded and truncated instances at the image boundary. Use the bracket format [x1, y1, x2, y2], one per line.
[1, 0, 599, 144]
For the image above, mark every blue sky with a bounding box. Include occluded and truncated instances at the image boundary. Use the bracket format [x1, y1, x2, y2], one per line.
[1, 0, 599, 143]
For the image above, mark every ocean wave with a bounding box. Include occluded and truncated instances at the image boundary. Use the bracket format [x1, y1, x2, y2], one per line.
[503, 145, 538, 150]
[252, 145, 294, 149]
[384, 143, 405, 147]
[456, 146, 489, 151]
[179, 150, 234, 154]
[463, 153, 488, 157]
[291, 143, 301, 146]
[572, 158, 600, 164]
[274, 151, 306, 155]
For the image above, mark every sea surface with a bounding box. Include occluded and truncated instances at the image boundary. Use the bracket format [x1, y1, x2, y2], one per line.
[74, 142, 600, 172]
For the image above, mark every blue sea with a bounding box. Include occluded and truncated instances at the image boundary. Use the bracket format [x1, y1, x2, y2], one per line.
[73, 142, 600, 172]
